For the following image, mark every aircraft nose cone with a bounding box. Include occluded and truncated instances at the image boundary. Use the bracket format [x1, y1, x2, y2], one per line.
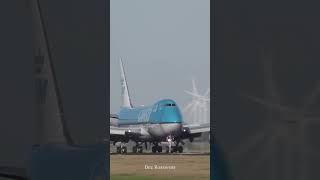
[161, 109, 182, 123]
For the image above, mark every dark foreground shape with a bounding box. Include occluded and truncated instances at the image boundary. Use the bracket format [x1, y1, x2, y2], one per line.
[212, 140, 232, 180]
[27, 143, 108, 180]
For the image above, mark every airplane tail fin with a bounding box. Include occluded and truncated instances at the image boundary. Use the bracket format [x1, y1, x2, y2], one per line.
[119, 58, 133, 108]
[30, 0, 74, 145]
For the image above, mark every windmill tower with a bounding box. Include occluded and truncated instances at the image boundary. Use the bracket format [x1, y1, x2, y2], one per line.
[183, 77, 210, 124]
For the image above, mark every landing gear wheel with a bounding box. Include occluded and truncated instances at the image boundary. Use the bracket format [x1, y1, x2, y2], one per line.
[157, 146, 162, 153]
[171, 146, 177, 153]
[132, 146, 137, 153]
[178, 146, 183, 153]
[152, 146, 157, 153]
[116, 147, 121, 154]
[166, 146, 170, 153]
[137, 146, 143, 153]
[121, 146, 127, 154]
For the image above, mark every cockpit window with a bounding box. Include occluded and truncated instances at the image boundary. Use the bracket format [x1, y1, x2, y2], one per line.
[164, 103, 176, 107]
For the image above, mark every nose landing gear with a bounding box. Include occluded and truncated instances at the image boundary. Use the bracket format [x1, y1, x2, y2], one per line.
[165, 135, 183, 153]
[166, 135, 173, 153]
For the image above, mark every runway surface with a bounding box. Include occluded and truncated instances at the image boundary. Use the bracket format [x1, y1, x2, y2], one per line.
[110, 152, 210, 156]
[110, 154, 210, 180]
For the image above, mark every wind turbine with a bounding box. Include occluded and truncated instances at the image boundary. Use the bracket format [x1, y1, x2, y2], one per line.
[183, 77, 210, 124]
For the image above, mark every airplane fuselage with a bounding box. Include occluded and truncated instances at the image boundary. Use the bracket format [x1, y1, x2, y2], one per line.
[116, 99, 183, 140]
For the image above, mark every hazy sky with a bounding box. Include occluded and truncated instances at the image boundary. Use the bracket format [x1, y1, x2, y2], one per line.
[110, 0, 210, 122]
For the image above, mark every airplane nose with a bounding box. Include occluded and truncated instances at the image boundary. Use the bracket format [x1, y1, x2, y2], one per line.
[161, 109, 182, 123]
[161, 114, 181, 123]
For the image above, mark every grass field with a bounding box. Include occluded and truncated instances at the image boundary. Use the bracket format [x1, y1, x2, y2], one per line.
[110, 175, 207, 180]
[110, 155, 210, 180]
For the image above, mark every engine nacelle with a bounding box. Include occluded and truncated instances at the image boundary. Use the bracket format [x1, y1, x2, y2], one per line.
[181, 127, 191, 140]
[181, 127, 195, 142]
[182, 127, 190, 135]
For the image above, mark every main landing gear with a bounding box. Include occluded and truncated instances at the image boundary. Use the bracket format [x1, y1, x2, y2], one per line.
[116, 145, 127, 154]
[115, 137, 184, 154]
[151, 143, 162, 153]
[116, 141, 146, 154]
[132, 145, 143, 153]
[116, 144, 143, 154]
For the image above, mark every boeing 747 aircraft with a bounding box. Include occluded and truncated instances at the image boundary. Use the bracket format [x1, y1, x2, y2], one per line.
[110, 59, 210, 154]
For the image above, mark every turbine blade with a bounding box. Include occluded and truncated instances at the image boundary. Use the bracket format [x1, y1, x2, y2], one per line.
[182, 103, 193, 112]
[192, 77, 199, 95]
[240, 93, 295, 113]
[185, 90, 210, 100]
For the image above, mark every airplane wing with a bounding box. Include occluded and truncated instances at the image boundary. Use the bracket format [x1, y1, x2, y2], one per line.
[110, 114, 118, 119]
[183, 123, 210, 134]
[110, 126, 146, 143]
[181, 123, 210, 141]
[110, 126, 142, 135]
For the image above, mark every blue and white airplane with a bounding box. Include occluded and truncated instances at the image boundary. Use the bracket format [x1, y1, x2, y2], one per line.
[110, 59, 210, 154]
